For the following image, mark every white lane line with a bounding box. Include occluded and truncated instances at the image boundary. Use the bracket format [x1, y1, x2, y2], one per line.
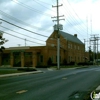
[16, 90, 28, 94]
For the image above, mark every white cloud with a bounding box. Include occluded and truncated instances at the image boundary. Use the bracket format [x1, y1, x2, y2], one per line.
[0, 0, 100, 51]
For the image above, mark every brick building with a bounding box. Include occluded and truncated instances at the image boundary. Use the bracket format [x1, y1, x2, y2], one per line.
[0, 30, 85, 67]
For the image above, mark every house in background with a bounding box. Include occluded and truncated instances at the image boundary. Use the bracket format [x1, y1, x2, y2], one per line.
[0, 30, 86, 67]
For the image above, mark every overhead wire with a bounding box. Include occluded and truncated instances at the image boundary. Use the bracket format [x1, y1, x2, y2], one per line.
[33, 0, 56, 13]
[0, 19, 48, 38]
[64, 0, 91, 34]
[0, 10, 52, 32]
[62, 1, 86, 31]
[66, 0, 92, 45]
[61, 0, 87, 37]
[51, 0, 84, 37]
[67, 0, 90, 34]
[34, 0, 52, 5]
[0, 29, 45, 45]
[62, 9, 85, 37]
[12, 0, 51, 17]
[0, 10, 50, 32]
[67, 0, 91, 32]
[0, 25, 45, 42]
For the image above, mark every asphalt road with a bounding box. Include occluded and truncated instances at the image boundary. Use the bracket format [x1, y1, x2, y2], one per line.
[0, 66, 100, 100]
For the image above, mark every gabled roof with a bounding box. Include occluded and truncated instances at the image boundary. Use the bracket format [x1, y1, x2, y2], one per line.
[59, 31, 84, 44]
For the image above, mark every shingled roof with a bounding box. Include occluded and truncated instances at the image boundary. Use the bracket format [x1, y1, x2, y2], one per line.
[59, 31, 84, 44]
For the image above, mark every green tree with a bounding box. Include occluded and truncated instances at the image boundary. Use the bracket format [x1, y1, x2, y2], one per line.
[0, 31, 8, 52]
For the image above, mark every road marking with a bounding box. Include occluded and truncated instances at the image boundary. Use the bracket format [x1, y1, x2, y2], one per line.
[16, 90, 28, 94]
[47, 68, 53, 71]
[62, 77, 67, 80]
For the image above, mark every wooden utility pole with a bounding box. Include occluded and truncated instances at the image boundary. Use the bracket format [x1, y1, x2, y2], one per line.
[52, 0, 64, 70]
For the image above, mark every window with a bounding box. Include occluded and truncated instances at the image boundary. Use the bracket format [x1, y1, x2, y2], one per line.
[75, 56, 76, 61]
[40, 55, 43, 62]
[78, 46, 80, 50]
[50, 38, 53, 40]
[69, 56, 70, 62]
[51, 44, 55, 47]
[70, 44, 72, 49]
[74, 45, 76, 49]
[68, 43, 70, 48]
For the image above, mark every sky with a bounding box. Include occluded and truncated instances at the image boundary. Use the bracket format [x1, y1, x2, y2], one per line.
[0, 0, 100, 51]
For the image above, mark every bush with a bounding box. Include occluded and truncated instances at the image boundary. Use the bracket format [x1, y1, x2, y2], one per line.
[36, 66, 48, 68]
[69, 62, 75, 65]
[63, 59, 67, 65]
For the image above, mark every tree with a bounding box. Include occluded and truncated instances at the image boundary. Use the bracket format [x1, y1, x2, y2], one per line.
[0, 31, 8, 52]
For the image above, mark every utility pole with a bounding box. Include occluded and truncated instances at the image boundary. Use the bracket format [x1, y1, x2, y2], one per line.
[90, 34, 99, 64]
[52, 0, 64, 70]
[97, 37, 99, 64]
[25, 38, 26, 46]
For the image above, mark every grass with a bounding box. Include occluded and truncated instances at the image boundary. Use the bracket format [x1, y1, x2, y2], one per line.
[0, 67, 37, 75]
[0, 69, 23, 75]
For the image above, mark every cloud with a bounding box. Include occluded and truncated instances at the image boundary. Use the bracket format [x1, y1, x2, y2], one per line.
[0, 0, 100, 49]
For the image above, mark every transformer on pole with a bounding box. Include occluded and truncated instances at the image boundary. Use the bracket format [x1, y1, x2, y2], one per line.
[52, 0, 64, 70]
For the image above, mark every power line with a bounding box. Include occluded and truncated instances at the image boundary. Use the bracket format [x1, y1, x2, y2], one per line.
[35, 0, 52, 5]
[0, 30, 45, 45]
[66, 0, 90, 32]
[60, 0, 88, 38]
[0, 10, 52, 32]
[0, 19, 48, 38]
[12, 0, 51, 17]
[62, 0, 86, 31]
[33, 0, 56, 13]
[62, 1, 87, 34]
[0, 25, 45, 42]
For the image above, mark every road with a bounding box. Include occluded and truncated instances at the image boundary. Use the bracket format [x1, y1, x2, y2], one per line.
[0, 66, 100, 100]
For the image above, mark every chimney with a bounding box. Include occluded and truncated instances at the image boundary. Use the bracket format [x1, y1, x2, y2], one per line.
[74, 34, 77, 38]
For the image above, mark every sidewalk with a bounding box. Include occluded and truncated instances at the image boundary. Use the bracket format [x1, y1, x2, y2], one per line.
[0, 70, 43, 78]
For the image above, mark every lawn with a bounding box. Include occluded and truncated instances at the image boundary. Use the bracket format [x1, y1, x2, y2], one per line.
[0, 67, 37, 75]
[0, 69, 22, 75]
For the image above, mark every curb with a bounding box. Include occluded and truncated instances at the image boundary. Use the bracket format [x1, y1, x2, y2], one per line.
[0, 70, 43, 78]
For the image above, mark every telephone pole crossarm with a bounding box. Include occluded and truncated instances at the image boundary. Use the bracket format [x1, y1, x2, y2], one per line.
[51, 0, 64, 70]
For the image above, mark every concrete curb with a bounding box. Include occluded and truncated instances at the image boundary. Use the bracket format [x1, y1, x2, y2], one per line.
[0, 70, 43, 78]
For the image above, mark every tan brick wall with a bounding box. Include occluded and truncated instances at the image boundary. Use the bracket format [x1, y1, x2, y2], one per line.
[0, 31, 85, 67]
[46, 31, 85, 64]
